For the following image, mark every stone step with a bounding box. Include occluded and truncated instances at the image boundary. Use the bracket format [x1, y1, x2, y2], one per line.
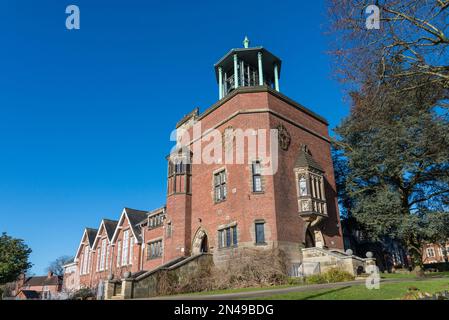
[110, 295, 124, 300]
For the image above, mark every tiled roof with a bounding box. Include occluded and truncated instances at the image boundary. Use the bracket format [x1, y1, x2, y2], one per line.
[103, 219, 118, 241]
[137, 206, 166, 225]
[86, 228, 98, 247]
[19, 290, 40, 299]
[124, 208, 149, 242]
[23, 275, 62, 287]
[295, 145, 324, 172]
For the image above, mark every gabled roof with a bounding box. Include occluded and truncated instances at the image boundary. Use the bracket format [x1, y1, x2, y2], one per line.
[104, 219, 118, 240]
[125, 208, 149, 242]
[92, 219, 119, 248]
[137, 206, 166, 226]
[295, 145, 324, 172]
[23, 275, 62, 287]
[111, 207, 149, 243]
[75, 228, 97, 259]
[86, 228, 98, 247]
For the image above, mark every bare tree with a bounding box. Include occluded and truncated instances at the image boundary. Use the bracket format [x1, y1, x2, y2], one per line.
[47, 256, 73, 276]
[327, 0, 449, 103]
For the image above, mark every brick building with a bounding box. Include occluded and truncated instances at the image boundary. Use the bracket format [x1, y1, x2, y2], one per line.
[14, 272, 63, 300]
[423, 243, 449, 264]
[69, 39, 346, 293]
[62, 259, 79, 293]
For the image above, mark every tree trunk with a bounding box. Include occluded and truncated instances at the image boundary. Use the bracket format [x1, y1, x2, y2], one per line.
[405, 236, 424, 276]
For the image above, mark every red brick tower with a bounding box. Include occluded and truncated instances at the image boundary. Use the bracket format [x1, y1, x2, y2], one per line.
[164, 141, 193, 261]
[164, 38, 344, 271]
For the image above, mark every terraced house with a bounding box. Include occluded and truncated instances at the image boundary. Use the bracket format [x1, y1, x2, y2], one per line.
[70, 39, 374, 299]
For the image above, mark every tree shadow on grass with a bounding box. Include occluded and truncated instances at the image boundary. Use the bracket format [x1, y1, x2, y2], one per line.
[302, 286, 352, 300]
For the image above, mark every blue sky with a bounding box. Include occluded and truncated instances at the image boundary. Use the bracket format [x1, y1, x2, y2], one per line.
[0, 0, 349, 274]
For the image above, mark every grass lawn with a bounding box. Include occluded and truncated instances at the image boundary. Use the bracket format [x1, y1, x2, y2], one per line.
[254, 278, 449, 300]
[156, 272, 449, 299]
[179, 283, 300, 296]
[189, 272, 449, 296]
[380, 271, 449, 279]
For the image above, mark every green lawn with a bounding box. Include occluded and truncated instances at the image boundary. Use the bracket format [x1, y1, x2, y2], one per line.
[254, 278, 449, 300]
[189, 272, 449, 296]
[157, 272, 449, 299]
[380, 271, 449, 279]
[179, 283, 300, 296]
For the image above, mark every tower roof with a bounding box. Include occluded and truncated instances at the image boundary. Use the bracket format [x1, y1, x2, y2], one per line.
[214, 46, 282, 82]
[295, 145, 324, 172]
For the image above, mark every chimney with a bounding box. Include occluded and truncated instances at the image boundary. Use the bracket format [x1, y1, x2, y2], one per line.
[47, 271, 53, 278]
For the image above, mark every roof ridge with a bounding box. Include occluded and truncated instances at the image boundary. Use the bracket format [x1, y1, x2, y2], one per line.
[124, 207, 149, 213]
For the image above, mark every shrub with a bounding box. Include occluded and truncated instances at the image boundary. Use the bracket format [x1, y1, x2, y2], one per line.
[211, 247, 289, 290]
[287, 277, 304, 286]
[306, 268, 355, 284]
[69, 288, 96, 300]
[156, 247, 290, 295]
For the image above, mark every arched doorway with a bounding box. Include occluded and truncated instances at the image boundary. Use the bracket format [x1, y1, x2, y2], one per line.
[200, 234, 208, 253]
[305, 228, 315, 248]
[192, 228, 209, 255]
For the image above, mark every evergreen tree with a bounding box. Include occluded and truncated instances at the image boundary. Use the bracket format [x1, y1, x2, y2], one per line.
[0, 232, 32, 284]
[334, 78, 449, 269]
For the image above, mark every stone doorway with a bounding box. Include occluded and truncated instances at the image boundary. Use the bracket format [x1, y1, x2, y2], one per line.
[192, 228, 209, 255]
[200, 234, 208, 253]
[305, 228, 315, 248]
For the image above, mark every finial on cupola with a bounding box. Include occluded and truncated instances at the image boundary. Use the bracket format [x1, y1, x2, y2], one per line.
[243, 36, 250, 48]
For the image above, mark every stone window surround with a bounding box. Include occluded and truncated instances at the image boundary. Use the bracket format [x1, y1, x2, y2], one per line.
[165, 221, 172, 238]
[146, 237, 163, 260]
[254, 219, 267, 245]
[294, 168, 327, 215]
[147, 212, 165, 230]
[217, 221, 238, 249]
[99, 237, 107, 272]
[250, 158, 265, 194]
[213, 167, 227, 204]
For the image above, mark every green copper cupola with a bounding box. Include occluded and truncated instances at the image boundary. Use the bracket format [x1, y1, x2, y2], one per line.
[214, 37, 282, 99]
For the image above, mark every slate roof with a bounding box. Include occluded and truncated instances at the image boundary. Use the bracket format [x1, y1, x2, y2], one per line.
[137, 206, 166, 225]
[103, 219, 118, 241]
[85, 228, 98, 247]
[19, 290, 40, 299]
[295, 145, 324, 172]
[23, 275, 62, 287]
[124, 208, 149, 242]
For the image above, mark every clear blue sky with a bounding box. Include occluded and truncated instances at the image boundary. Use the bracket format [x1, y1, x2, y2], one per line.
[0, 0, 349, 274]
